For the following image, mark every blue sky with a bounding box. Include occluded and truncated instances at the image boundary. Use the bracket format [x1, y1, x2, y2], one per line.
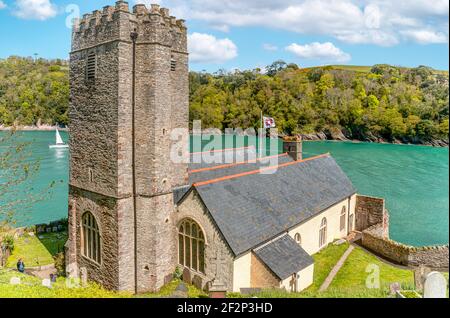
[0, 0, 448, 72]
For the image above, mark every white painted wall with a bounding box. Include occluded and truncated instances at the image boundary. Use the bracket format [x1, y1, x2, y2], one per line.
[231, 194, 356, 293]
[232, 252, 251, 292]
[280, 263, 314, 292]
[288, 194, 356, 255]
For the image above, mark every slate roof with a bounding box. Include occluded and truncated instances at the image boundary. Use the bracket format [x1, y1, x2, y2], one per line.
[254, 235, 314, 280]
[192, 154, 356, 256]
[188, 153, 293, 185]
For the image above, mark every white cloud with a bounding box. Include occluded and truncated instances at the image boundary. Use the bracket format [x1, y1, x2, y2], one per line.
[401, 29, 448, 44]
[263, 43, 278, 51]
[286, 42, 351, 62]
[0, 1, 6, 10]
[188, 32, 238, 63]
[156, 0, 448, 46]
[13, 0, 57, 20]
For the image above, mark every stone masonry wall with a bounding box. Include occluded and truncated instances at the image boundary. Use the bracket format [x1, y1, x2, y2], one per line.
[175, 190, 234, 291]
[355, 195, 388, 236]
[69, 1, 189, 293]
[250, 253, 280, 288]
[362, 224, 449, 270]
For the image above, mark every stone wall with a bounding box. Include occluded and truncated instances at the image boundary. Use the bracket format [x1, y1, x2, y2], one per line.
[362, 224, 449, 270]
[68, 1, 189, 293]
[250, 253, 280, 288]
[175, 190, 234, 291]
[355, 195, 388, 236]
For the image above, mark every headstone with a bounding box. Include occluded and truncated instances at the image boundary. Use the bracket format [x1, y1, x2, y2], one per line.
[42, 278, 52, 288]
[414, 265, 432, 292]
[57, 224, 63, 231]
[10, 277, 21, 285]
[192, 275, 203, 290]
[52, 227, 58, 232]
[182, 268, 191, 284]
[46, 227, 52, 233]
[389, 282, 401, 295]
[333, 239, 346, 245]
[423, 272, 447, 298]
[175, 282, 188, 293]
[240, 288, 262, 295]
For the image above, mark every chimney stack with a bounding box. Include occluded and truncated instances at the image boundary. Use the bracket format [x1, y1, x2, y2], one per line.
[283, 135, 302, 161]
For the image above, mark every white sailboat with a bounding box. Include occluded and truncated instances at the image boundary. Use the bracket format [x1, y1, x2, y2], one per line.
[49, 128, 69, 149]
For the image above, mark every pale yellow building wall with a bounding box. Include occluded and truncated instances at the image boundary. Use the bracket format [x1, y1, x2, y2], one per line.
[288, 194, 356, 255]
[280, 263, 314, 292]
[232, 252, 252, 292]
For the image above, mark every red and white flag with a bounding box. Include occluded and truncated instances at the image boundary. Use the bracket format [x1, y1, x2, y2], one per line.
[263, 116, 276, 128]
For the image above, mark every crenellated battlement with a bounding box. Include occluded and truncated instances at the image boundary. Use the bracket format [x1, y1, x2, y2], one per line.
[72, 1, 187, 52]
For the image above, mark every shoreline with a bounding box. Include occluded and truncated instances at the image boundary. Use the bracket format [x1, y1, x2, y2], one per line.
[0, 125, 68, 131]
[0, 126, 447, 147]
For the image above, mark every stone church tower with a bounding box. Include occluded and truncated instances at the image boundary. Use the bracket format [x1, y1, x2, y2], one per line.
[66, 1, 188, 293]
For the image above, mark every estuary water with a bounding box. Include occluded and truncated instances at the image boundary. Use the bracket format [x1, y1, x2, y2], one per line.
[0, 131, 448, 247]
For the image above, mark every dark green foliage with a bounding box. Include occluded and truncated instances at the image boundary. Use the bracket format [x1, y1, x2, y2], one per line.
[189, 64, 448, 142]
[0, 56, 69, 126]
[1, 57, 447, 143]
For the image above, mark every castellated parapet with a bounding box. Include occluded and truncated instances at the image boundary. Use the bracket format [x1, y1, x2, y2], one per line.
[67, 1, 189, 293]
[72, 2, 187, 53]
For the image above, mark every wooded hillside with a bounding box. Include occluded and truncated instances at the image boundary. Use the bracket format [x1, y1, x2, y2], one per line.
[0, 57, 448, 145]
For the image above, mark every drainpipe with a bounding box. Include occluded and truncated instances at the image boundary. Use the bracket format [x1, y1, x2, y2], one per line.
[130, 29, 138, 295]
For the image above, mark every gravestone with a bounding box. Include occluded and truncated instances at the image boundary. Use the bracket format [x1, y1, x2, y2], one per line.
[414, 265, 432, 292]
[52, 227, 58, 233]
[192, 275, 203, 290]
[10, 277, 21, 285]
[182, 268, 191, 284]
[42, 278, 52, 288]
[389, 282, 401, 295]
[46, 227, 52, 233]
[423, 272, 447, 298]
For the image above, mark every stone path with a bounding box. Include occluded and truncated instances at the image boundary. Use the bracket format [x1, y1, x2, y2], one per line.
[318, 245, 354, 292]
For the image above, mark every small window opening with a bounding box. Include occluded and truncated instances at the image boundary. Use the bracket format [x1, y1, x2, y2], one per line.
[86, 52, 96, 82]
[170, 57, 176, 71]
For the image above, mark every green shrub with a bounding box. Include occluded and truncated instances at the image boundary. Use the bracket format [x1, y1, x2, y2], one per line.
[2, 235, 15, 252]
[53, 252, 65, 277]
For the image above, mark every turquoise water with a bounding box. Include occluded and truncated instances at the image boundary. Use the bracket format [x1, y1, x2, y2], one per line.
[1, 131, 448, 247]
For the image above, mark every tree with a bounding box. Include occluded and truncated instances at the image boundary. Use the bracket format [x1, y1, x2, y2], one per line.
[0, 130, 57, 229]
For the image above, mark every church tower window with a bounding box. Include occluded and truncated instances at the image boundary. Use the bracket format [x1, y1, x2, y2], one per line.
[319, 217, 327, 248]
[86, 51, 96, 82]
[178, 219, 205, 274]
[82, 212, 101, 264]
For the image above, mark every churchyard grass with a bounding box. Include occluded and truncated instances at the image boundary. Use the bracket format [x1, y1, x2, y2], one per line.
[136, 278, 207, 298]
[0, 270, 206, 298]
[0, 269, 131, 298]
[329, 245, 414, 290]
[307, 241, 350, 291]
[6, 231, 67, 268]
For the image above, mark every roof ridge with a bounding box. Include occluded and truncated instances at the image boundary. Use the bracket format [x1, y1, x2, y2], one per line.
[193, 153, 330, 187]
[190, 145, 255, 155]
[189, 153, 288, 174]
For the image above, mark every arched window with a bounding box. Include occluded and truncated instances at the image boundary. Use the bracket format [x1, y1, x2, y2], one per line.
[340, 206, 347, 231]
[82, 212, 101, 264]
[319, 217, 327, 248]
[294, 233, 302, 246]
[178, 219, 205, 273]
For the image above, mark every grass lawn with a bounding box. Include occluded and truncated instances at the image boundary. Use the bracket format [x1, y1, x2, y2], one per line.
[306, 241, 349, 292]
[329, 245, 414, 291]
[0, 269, 205, 298]
[6, 232, 67, 268]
